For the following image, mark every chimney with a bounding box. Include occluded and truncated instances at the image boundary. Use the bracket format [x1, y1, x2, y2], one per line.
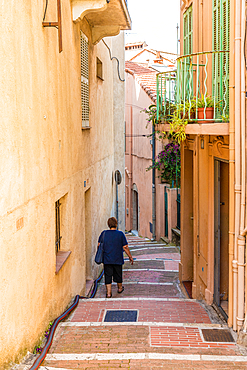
[156, 51, 161, 59]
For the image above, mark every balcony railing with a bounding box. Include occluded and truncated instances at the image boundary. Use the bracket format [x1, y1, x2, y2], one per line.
[156, 51, 230, 123]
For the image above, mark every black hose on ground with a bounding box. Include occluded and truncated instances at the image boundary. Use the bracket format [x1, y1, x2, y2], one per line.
[29, 269, 104, 370]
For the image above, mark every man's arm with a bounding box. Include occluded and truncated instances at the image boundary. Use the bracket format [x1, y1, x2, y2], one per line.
[123, 244, 134, 265]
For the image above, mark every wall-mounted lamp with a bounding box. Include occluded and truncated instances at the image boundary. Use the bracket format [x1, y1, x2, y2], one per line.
[201, 138, 204, 149]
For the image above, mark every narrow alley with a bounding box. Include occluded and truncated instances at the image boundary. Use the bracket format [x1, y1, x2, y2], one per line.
[39, 235, 247, 369]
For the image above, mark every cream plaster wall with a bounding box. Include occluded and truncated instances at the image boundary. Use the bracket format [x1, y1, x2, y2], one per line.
[0, 0, 126, 367]
[107, 32, 126, 232]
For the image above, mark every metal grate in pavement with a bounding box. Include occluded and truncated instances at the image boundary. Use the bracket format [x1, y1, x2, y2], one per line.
[201, 329, 235, 342]
[104, 310, 138, 322]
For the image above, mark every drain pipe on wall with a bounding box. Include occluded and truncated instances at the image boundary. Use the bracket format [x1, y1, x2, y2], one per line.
[237, 0, 247, 333]
[228, 0, 236, 328]
[152, 121, 156, 241]
[233, 0, 242, 332]
[238, 0, 247, 333]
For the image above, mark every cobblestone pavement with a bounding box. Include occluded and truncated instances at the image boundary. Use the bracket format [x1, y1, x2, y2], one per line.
[42, 235, 247, 369]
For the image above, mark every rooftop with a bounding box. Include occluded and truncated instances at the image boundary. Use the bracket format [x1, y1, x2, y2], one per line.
[125, 61, 157, 102]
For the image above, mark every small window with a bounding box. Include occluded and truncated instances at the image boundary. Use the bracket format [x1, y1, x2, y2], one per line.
[55, 193, 69, 253]
[96, 57, 103, 80]
[55, 199, 62, 253]
[55, 194, 71, 273]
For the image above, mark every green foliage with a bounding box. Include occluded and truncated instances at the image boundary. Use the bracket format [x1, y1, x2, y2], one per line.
[141, 104, 157, 125]
[157, 101, 177, 123]
[142, 101, 191, 144]
[147, 142, 181, 187]
[220, 114, 229, 122]
[168, 101, 193, 144]
[169, 115, 188, 144]
[196, 94, 214, 108]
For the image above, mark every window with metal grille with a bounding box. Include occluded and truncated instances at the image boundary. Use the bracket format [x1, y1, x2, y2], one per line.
[212, 0, 230, 117]
[80, 31, 89, 127]
[183, 5, 193, 55]
[55, 200, 62, 253]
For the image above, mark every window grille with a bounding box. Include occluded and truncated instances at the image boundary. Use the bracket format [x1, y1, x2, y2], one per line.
[55, 200, 62, 253]
[80, 31, 89, 127]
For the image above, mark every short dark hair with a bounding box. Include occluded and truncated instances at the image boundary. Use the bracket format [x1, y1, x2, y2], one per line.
[108, 217, 118, 229]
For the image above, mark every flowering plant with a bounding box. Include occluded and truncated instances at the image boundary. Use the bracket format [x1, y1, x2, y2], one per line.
[141, 104, 157, 125]
[34, 322, 53, 354]
[147, 142, 180, 187]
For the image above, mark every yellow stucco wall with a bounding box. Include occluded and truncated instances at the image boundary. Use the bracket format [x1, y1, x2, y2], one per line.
[0, 0, 127, 367]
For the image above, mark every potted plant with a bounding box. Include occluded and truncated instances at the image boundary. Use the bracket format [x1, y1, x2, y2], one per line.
[196, 95, 214, 122]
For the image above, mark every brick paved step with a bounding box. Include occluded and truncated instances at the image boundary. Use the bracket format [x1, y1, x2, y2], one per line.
[95, 283, 182, 298]
[123, 260, 165, 270]
[129, 249, 180, 256]
[44, 326, 240, 356]
[124, 256, 180, 262]
[128, 244, 175, 249]
[122, 270, 179, 283]
[124, 260, 179, 272]
[41, 358, 247, 370]
[70, 300, 212, 324]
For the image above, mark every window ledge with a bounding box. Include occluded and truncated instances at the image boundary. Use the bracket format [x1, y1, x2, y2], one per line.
[56, 251, 71, 274]
[82, 126, 91, 130]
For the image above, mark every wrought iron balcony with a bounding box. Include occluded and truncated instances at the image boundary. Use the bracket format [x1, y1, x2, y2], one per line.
[156, 51, 230, 124]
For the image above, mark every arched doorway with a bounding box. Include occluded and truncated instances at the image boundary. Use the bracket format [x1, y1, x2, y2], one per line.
[132, 184, 139, 232]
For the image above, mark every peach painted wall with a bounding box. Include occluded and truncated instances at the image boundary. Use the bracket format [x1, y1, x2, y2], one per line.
[125, 71, 153, 239]
[125, 70, 176, 240]
[179, 0, 230, 308]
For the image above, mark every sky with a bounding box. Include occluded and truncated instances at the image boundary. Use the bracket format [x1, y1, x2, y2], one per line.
[125, 0, 180, 55]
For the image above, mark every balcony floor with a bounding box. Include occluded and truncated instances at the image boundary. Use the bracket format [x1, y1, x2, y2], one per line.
[161, 122, 229, 136]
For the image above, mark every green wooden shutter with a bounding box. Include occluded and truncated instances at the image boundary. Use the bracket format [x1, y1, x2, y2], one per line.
[213, 0, 230, 116]
[184, 5, 193, 55]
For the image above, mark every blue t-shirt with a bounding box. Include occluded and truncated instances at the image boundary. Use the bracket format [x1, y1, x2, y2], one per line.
[98, 230, 128, 265]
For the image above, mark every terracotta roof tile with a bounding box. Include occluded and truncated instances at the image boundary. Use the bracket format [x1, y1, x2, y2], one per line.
[125, 61, 157, 103]
[125, 61, 156, 74]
